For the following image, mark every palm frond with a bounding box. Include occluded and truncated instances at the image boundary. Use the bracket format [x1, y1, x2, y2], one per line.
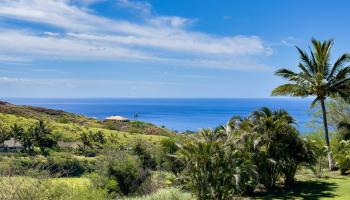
[327, 53, 350, 80]
[296, 47, 315, 74]
[271, 84, 309, 97]
[310, 97, 321, 108]
[274, 68, 298, 80]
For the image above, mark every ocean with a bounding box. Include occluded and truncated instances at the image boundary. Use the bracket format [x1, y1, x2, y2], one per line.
[4, 98, 316, 133]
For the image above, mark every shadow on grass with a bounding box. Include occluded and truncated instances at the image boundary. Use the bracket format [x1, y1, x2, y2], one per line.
[254, 180, 338, 200]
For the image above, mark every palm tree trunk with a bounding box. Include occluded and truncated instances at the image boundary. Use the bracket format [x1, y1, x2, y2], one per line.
[320, 99, 337, 171]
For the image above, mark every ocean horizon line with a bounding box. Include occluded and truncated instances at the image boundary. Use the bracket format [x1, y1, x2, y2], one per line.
[1, 97, 315, 100]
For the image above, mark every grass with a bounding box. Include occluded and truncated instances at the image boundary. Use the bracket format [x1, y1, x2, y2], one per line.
[0, 113, 168, 146]
[0, 176, 106, 200]
[0, 177, 193, 200]
[255, 172, 350, 200]
[0, 101, 173, 138]
[123, 188, 194, 200]
[1, 174, 349, 200]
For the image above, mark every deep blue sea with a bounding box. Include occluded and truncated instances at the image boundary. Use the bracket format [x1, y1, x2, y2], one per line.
[4, 98, 316, 133]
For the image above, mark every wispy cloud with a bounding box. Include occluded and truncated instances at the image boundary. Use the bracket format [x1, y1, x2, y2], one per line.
[0, 0, 272, 71]
[223, 15, 231, 20]
[0, 76, 179, 88]
[116, 0, 152, 16]
[280, 37, 301, 47]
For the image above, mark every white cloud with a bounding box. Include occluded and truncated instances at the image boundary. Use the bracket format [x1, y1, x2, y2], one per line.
[67, 0, 105, 6]
[0, 0, 272, 71]
[116, 0, 152, 15]
[66, 32, 267, 55]
[147, 16, 194, 28]
[0, 55, 28, 62]
[0, 76, 178, 88]
[43, 32, 60, 37]
[0, 29, 156, 60]
[280, 37, 301, 47]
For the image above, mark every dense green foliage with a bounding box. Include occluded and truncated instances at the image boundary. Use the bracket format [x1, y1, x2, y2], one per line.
[2, 59, 350, 200]
[272, 39, 350, 170]
[320, 98, 350, 175]
[335, 140, 350, 175]
[178, 129, 258, 199]
[176, 107, 315, 200]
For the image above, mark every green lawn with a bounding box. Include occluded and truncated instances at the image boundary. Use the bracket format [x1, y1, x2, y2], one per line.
[255, 174, 350, 200]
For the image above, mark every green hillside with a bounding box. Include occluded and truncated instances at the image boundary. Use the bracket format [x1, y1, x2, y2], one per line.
[0, 101, 173, 138]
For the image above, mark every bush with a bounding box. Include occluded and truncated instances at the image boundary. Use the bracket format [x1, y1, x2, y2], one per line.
[136, 171, 176, 195]
[134, 143, 157, 170]
[0, 153, 95, 177]
[123, 188, 193, 200]
[270, 130, 315, 185]
[0, 176, 107, 200]
[159, 138, 183, 174]
[334, 140, 350, 175]
[92, 147, 150, 197]
[238, 107, 315, 188]
[3, 156, 49, 175]
[177, 129, 258, 200]
[304, 132, 328, 177]
[47, 153, 87, 177]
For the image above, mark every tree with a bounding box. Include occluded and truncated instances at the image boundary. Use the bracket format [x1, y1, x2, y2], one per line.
[19, 127, 35, 155]
[32, 120, 56, 153]
[80, 132, 93, 151]
[272, 39, 350, 170]
[133, 114, 139, 121]
[133, 143, 157, 170]
[177, 129, 258, 199]
[0, 123, 11, 147]
[13, 121, 56, 155]
[10, 123, 25, 140]
[226, 107, 314, 187]
[249, 107, 311, 187]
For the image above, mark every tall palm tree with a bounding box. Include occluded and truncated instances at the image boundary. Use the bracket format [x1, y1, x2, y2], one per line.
[272, 39, 350, 170]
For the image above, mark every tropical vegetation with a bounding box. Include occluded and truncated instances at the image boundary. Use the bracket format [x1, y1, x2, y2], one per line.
[272, 39, 350, 170]
[1, 39, 350, 199]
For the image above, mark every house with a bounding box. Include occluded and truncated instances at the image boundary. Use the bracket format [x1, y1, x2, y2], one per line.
[0, 138, 82, 152]
[1, 138, 22, 152]
[104, 116, 130, 122]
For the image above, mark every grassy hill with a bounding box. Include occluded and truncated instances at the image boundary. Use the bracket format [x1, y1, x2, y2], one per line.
[0, 101, 173, 144]
[0, 101, 173, 138]
[0, 113, 168, 148]
[0, 101, 99, 125]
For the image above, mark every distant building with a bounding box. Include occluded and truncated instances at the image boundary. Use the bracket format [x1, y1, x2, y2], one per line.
[0, 138, 82, 152]
[104, 116, 130, 122]
[57, 141, 82, 149]
[1, 138, 22, 152]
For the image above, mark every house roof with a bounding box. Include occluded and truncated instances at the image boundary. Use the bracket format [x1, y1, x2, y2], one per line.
[4, 138, 22, 147]
[105, 116, 129, 121]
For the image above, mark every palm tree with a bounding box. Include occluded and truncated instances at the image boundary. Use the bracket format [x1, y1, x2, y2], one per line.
[272, 39, 350, 170]
[133, 113, 139, 121]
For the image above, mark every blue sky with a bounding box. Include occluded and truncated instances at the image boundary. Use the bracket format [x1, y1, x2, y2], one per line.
[0, 0, 349, 98]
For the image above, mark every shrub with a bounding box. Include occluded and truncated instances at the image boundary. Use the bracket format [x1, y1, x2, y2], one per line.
[4, 156, 49, 175]
[304, 132, 328, 177]
[0, 175, 107, 200]
[159, 138, 183, 174]
[134, 142, 157, 170]
[46, 153, 88, 177]
[123, 188, 193, 200]
[238, 107, 315, 187]
[334, 140, 350, 175]
[136, 171, 176, 195]
[92, 147, 150, 197]
[177, 129, 258, 200]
